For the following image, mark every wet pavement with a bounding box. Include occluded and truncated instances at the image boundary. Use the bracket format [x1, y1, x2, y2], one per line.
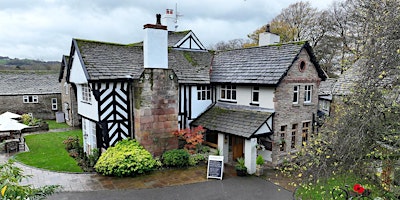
[1, 134, 294, 199]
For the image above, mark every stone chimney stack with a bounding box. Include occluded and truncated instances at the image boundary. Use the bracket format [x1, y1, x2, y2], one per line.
[258, 24, 280, 46]
[143, 14, 168, 69]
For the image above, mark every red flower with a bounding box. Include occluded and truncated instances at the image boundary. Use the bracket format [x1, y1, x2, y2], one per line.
[353, 184, 365, 194]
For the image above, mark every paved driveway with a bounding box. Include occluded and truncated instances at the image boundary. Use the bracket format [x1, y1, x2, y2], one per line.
[47, 176, 292, 200]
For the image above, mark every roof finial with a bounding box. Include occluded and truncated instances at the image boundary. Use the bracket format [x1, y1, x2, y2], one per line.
[156, 14, 162, 25]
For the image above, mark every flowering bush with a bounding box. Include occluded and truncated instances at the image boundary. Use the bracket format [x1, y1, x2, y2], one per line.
[94, 139, 158, 177]
[172, 126, 205, 153]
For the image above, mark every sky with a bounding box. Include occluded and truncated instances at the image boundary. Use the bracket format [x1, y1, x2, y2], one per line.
[0, 0, 336, 61]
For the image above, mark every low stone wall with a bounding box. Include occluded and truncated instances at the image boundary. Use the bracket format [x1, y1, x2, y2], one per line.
[22, 122, 49, 133]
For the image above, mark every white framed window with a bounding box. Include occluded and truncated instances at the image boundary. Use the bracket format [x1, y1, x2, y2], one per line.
[304, 85, 312, 103]
[321, 100, 329, 111]
[23, 95, 38, 103]
[51, 98, 58, 110]
[252, 87, 259, 104]
[293, 85, 299, 104]
[82, 84, 91, 103]
[91, 122, 97, 150]
[220, 85, 236, 101]
[197, 85, 211, 100]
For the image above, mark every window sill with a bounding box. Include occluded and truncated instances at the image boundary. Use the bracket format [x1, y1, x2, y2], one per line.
[303, 103, 314, 106]
[249, 103, 259, 106]
[292, 104, 300, 107]
[218, 100, 237, 104]
[81, 101, 92, 105]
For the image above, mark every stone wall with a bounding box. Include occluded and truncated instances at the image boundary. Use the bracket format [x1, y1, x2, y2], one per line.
[133, 69, 179, 156]
[0, 93, 61, 120]
[271, 49, 322, 166]
[60, 73, 80, 127]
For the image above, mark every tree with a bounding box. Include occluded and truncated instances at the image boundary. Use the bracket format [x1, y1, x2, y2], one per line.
[0, 160, 59, 199]
[284, 0, 400, 196]
[209, 38, 251, 51]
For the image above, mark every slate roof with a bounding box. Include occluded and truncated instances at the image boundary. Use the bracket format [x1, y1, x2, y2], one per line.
[168, 31, 191, 47]
[319, 78, 337, 96]
[72, 39, 213, 84]
[169, 49, 212, 84]
[211, 42, 326, 85]
[191, 102, 273, 138]
[73, 39, 145, 81]
[332, 65, 361, 96]
[0, 72, 60, 95]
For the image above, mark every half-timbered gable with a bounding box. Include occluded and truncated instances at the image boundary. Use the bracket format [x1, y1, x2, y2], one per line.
[65, 39, 144, 151]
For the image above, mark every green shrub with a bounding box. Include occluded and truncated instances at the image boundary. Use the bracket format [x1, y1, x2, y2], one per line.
[188, 154, 207, 166]
[94, 139, 157, 177]
[162, 149, 190, 167]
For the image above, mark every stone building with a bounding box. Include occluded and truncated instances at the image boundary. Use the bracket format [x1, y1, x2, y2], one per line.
[60, 14, 327, 172]
[0, 72, 61, 120]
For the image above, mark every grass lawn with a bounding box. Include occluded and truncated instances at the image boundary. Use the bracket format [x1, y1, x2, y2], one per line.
[14, 130, 84, 172]
[295, 173, 390, 199]
[45, 120, 70, 129]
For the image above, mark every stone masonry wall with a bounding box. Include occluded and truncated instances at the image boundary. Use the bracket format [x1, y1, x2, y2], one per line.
[0, 94, 61, 120]
[272, 49, 322, 166]
[133, 69, 179, 156]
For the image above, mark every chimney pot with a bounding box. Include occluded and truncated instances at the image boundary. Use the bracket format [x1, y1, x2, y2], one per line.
[266, 24, 270, 32]
[156, 14, 162, 25]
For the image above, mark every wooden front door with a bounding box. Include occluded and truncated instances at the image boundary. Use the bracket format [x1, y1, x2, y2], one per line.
[232, 136, 244, 160]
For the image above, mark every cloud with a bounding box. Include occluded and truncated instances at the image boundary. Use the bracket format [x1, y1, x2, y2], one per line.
[0, 0, 336, 61]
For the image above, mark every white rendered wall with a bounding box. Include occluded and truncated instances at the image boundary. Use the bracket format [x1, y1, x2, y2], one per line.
[144, 28, 168, 69]
[191, 86, 212, 119]
[76, 84, 99, 121]
[217, 85, 275, 109]
[245, 138, 257, 174]
[259, 32, 280, 46]
[69, 50, 88, 84]
[258, 149, 272, 162]
[218, 133, 229, 163]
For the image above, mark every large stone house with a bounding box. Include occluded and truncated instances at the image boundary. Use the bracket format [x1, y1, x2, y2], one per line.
[60, 15, 326, 172]
[0, 72, 61, 119]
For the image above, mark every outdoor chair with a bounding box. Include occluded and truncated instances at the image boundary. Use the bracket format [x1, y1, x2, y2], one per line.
[19, 137, 25, 151]
[5, 140, 19, 153]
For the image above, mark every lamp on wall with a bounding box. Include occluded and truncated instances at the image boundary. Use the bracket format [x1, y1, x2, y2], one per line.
[144, 73, 151, 80]
[169, 74, 174, 80]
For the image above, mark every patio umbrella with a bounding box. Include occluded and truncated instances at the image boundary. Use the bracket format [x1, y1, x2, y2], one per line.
[0, 117, 29, 132]
[0, 111, 22, 119]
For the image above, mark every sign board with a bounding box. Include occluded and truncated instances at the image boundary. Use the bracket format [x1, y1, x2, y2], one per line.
[207, 155, 224, 180]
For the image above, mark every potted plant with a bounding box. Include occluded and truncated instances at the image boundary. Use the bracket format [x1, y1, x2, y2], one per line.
[255, 155, 264, 176]
[235, 157, 247, 176]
